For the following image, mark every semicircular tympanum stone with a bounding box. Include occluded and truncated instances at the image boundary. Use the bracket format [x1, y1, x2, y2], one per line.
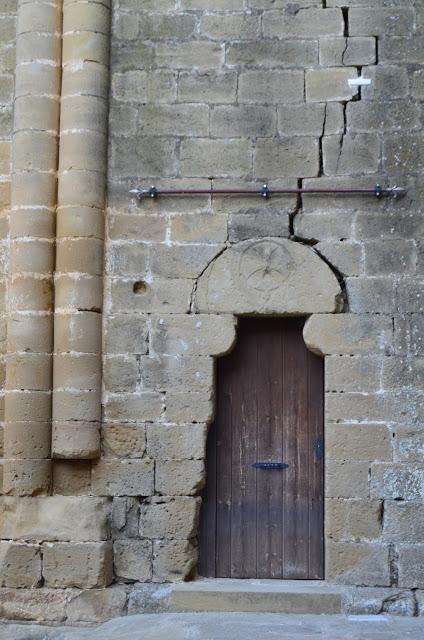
[194, 238, 342, 314]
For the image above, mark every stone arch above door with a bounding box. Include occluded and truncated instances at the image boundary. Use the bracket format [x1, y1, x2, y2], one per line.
[194, 238, 342, 315]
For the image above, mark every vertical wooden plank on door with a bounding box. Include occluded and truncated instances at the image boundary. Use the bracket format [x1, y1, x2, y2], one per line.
[256, 319, 284, 578]
[282, 318, 310, 578]
[214, 355, 233, 578]
[230, 319, 257, 578]
[198, 418, 217, 577]
[308, 346, 325, 579]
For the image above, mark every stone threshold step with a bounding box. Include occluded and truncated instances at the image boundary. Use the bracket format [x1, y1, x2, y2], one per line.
[170, 579, 342, 615]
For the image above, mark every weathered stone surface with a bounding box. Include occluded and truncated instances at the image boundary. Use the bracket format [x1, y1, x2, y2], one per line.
[319, 37, 376, 66]
[153, 540, 197, 583]
[254, 138, 319, 178]
[114, 539, 152, 582]
[151, 315, 236, 357]
[306, 68, 358, 102]
[195, 239, 341, 314]
[127, 584, 173, 615]
[91, 459, 154, 497]
[326, 460, 369, 499]
[304, 314, 394, 356]
[146, 424, 207, 460]
[43, 542, 113, 588]
[326, 542, 390, 586]
[66, 586, 128, 623]
[140, 497, 201, 540]
[325, 423, 391, 461]
[155, 460, 205, 496]
[0, 588, 69, 622]
[0, 542, 41, 588]
[0, 496, 110, 542]
[326, 499, 382, 542]
[398, 545, 424, 589]
[140, 356, 214, 393]
[383, 502, 424, 543]
[371, 464, 424, 501]
[344, 587, 416, 616]
[325, 356, 381, 393]
[102, 423, 146, 459]
[323, 134, 380, 176]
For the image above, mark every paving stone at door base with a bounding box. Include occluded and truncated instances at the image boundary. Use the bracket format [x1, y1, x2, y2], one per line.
[1, 613, 424, 640]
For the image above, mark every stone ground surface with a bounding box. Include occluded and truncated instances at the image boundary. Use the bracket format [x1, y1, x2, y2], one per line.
[1, 613, 424, 640]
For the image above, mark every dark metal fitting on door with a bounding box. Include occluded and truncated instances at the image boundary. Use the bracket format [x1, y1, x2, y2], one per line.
[252, 462, 289, 470]
[129, 183, 406, 200]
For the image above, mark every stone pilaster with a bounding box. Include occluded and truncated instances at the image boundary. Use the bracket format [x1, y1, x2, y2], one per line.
[3, 0, 62, 495]
[52, 0, 110, 460]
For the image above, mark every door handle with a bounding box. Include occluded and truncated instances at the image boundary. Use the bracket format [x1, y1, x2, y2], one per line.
[252, 462, 289, 470]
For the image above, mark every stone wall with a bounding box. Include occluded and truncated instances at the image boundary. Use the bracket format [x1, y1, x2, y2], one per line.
[0, 0, 16, 492]
[0, 0, 423, 624]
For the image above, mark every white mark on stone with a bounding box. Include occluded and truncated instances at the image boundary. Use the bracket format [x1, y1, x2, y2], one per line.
[348, 77, 372, 87]
[180, 340, 188, 351]
[195, 321, 202, 328]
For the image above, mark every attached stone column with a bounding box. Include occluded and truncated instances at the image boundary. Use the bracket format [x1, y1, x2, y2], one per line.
[3, 0, 62, 495]
[52, 0, 110, 459]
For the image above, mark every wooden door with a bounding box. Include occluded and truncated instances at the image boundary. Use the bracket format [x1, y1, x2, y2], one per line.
[199, 317, 324, 579]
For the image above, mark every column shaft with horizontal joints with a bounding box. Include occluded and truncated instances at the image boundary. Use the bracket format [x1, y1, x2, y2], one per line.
[3, 0, 62, 495]
[52, 0, 110, 460]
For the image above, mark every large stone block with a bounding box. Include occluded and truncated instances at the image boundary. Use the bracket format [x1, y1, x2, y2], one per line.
[155, 460, 205, 496]
[150, 245, 222, 279]
[254, 137, 319, 178]
[306, 68, 358, 102]
[104, 314, 148, 355]
[153, 540, 197, 583]
[326, 460, 369, 499]
[200, 14, 260, 40]
[104, 393, 163, 422]
[325, 423, 392, 461]
[325, 356, 381, 393]
[137, 104, 209, 137]
[278, 103, 344, 136]
[43, 542, 113, 588]
[371, 464, 424, 501]
[91, 459, 154, 497]
[238, 70, 304, 104]
[326, 542, 390, 586]
[112, 70, 176, 103]
[210, 105, 276, 138]
[108, 214, 167, 243]
[103, 355, 138, 392]
[180, 138, 250, 178]
[114, 539, 152, 582]
[346, 277, 396, 313]
[150, 314, 236, 357]
[146, 424, 207, 460]
[195, 239, 341, 314]
[349, 8, 415, 36]
[0, 496, 110, 542]
[263, 8, 343, 37]
[102, 423, 146, 459]
[178, 71, 237, 104]
[344, 587, 416, 616]
[66, 586, 128, 623]
[0, 542, 41, 588]
[226, 40, 318, 67]
[319, 37, 376, 66]
[383, 502, 424, 543]
[315, 241, 363, 277]
[140, 356, 214, 393]
[109, 278, 193, 314]
[155, 42, 222, 70]
[398, 545, 424, 589]
[323, 134, 380, 176]
[326, 499, 382, 542]
[140, 497, 201, 539]
[106, 243, 148, 276]
[347, 101, 420, 134]
[0, 587, 69, 622]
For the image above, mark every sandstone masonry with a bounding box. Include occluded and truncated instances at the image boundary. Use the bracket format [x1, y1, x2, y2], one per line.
[0, 0, 422, 624]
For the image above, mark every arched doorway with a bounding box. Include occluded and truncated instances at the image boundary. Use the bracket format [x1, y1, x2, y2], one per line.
[199, 316, 324, 580]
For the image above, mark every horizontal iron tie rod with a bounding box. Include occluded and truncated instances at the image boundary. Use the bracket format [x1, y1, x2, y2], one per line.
[129, 184, 406, 200]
